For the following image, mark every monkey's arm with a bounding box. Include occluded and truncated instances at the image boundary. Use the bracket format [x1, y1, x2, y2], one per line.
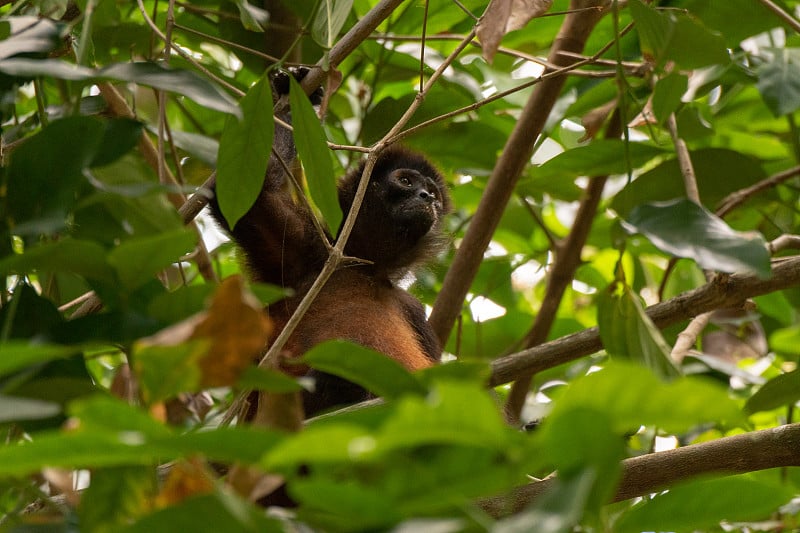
[209, 70, 328, 288]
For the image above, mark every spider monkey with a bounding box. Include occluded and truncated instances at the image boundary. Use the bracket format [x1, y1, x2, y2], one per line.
[210, 69, 451, 418]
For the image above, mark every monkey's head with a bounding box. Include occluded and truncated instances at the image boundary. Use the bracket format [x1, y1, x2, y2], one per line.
[338, 147, 451, 276]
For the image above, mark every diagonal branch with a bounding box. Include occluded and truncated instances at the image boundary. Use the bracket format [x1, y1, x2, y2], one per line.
[480, 422, 800, 517]
[490, 255, 800, 386]
[428, 0, 612, 345]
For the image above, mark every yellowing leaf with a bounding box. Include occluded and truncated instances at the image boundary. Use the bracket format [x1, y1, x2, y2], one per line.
[194, 276, 273, 388]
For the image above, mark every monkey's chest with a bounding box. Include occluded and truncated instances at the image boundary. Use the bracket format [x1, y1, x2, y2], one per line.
[267, 276, 432, 374]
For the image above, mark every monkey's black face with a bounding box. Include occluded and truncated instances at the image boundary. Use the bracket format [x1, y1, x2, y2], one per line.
[379, 168, 444, 237]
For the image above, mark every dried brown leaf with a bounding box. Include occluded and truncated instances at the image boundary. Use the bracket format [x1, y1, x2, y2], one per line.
[478, 0, 553, 63]
[194, 276, 273, 388]
[155, 458, 215, 507]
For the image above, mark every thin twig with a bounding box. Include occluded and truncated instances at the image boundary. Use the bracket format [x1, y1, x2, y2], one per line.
[757, 0, 800, 34]
[715, 165, 800, 218]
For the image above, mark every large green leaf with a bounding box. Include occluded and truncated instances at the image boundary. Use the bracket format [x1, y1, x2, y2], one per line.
[122, 492, 283, 533]
[615, 474, 795, 533]
[623, 199, 771, 278]
[533, 140, 665, 180]
[629, 0, 729, 69]
[0, 59, 240, 116]
[0, 239, 116, 285]
[0, 396, 284, 476]
[0, 342, 79, 378]
[610, 148, 767, 217]
[547, 362, 746, 434]
[744, 368, 800, 414]
[289, 75, 343, 233]
[0, 17, 64, 60]
[216, 73, 274, 228]
[301, 340, 427, 400]
[6, 117, 103, 236]
[106, 229, 197, 289]
[757, 48, 800, 117]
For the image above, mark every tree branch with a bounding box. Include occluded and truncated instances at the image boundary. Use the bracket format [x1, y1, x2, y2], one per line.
[490, 255, 800, 386]
[504, 109, 622, 423]
[480, 422, 800, 517]
[428, 0, 611, 345]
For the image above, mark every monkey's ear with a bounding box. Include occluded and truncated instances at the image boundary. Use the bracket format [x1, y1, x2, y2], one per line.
[271, 68, 323, 106]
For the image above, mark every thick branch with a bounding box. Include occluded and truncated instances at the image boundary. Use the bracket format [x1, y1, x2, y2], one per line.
[480, 422, 800, 517]
[504, 110, 622, 423]
[490, 256, 800, 386]
[428, 0, 610, 345]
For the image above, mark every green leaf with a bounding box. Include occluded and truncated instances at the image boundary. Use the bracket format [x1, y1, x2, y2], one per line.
[92, 118, 144, 168]
[122, 491, 283, 533]
[264, 424, 374, 470]
[231, 0, 270, 31]
[0, 239, 116, 285]
[0, 57, 94, 79]
[0, 395, 61, 422]
[0, 60, 240, 116]
[0, 398, 283, 476]
[69, 395, 173, 437]
[533, 140, 664, 180]
[770, 326, 800, 354]
[289, 75, 343, 233]
[216, 74, 274, 228]
[134, 341, 206, 404]
[597, 283, 681, 379]
[744, 368, 800, 414]
[311, 0, 354, 48]
[301, 340, 427, 400]
[623, 198, 771, 278]
[0, 17, 64, 60]
[493, 472, 595, 533]
[6, 116, 105, 236]
[548, 362, 747, 434]
[629, 0, 729, 69]
[377, 381, 509, 451]
[107, 229, 197, 289]
[79, 466, 156, 533]
[0, 343, 78, 378]
[236, 366, 303, 393]
[757, 48, 800, 116]
[100, 62, 240, 116]
[540, 407, 623, 511]
[610, 148, 767, 217]
[652, 72, 687, 124]
[615, 474, 795, 533]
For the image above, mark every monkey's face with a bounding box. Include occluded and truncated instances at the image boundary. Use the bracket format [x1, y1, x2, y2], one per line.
[378, 168, 445, 238]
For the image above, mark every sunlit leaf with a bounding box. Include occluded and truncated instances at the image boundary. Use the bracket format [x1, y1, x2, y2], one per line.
[0, 17, 64, 60]
[548, 361, 746, 433]
[301, 340, 426, 400]
[744, 368, 800, 414]
[289, 75, 342, 233]
[615, 474, 795, 533]
[757, 48, 800, 116]
[311, 0, 354, 48]
[533, 140, 665, 180]
[598, 282, 681, 379]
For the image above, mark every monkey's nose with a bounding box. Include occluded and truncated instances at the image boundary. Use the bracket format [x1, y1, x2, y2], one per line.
[418, 189, 435, 203]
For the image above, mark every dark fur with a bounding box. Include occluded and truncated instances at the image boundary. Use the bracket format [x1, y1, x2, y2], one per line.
[210, 70, 450, 417]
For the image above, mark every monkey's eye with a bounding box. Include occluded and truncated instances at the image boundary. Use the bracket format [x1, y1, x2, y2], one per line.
[397, 175, 412, 186]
